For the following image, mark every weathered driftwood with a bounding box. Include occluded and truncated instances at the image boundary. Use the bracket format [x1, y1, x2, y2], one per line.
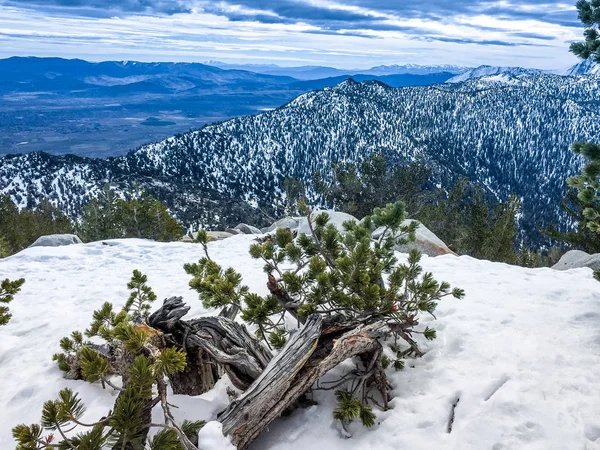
[149, 297, 272, 391]
[219, 315, 390, 450]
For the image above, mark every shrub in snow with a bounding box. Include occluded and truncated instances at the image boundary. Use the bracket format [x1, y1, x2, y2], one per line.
[14, 270, 204, 450]
[185, 200, 464, 440]
[14, 201, 463, 450]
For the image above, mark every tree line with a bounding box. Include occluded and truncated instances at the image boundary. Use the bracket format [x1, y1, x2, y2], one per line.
[0, 185, 182, 257]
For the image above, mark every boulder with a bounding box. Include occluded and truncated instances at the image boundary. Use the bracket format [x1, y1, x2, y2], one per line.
[29, 234, 83, 248]
[234, 223, 262, 235]
[373, 220, 455, 257]
[207, 231, 235, 241]
[297, 211, 359, 235]
[225, 228, 243, 235]
[181, 235, 194, 243]
[190, 231, 235, 241]
[265, 217, 301, 233]
[551, 250, 600, 271]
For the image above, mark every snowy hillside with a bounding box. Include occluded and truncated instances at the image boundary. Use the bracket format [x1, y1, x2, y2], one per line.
[1, 237, 599, 449]
[563, 58, 600, 76]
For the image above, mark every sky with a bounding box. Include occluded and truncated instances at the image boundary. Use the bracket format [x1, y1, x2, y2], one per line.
[0, 0, 585, 70]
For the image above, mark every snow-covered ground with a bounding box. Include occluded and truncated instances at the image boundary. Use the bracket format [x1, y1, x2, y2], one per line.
[1, 236, 599, 449]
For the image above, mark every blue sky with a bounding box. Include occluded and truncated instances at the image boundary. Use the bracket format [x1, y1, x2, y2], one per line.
[0, 0, 584, 69]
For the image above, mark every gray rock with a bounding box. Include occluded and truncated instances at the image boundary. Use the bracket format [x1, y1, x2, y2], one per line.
[266, 217, 301, 233]
[297, 210, 359, 235]
[29, 234, 83, 248]
[373, 220, 455, 257]
[234, 223, 262, 235]
[207, 231, 235, 241]
[552, 250, 600, 271]
[190, 231, 235, 241]
[225, 228, 243, 235]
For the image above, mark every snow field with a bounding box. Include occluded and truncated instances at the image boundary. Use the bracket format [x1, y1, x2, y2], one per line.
[0, 236, 599, 449]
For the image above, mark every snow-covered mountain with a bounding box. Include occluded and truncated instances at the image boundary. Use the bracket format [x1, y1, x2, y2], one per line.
[206, 61, 468, 79]
[1, 237, 599, 449]
[366, 64, 467, 75]
[563, 58, 600, 76]
[446, 65, 543, 83]
[2, 73, 600, 241]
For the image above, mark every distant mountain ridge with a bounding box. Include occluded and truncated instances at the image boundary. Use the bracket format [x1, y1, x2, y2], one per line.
[446, 65, 545, 83]
[2, 73, 599, 245]
[205, 61, 468, 79]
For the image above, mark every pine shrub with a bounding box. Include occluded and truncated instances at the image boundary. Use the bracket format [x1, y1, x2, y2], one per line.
[187, 200, 464, 428]
[15, 271, 202, 450]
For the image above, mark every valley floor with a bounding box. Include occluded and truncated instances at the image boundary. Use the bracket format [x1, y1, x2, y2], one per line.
[0, 236, 599, 449]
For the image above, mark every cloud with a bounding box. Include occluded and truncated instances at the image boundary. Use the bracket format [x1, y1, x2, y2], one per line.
[0, 0, 584, 69]
[2, 0, 192, 16]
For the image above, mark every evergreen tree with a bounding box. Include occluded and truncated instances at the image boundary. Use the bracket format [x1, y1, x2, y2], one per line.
[280, 177, 306, 216]
[570, 0, 600, 62]
[124, 270, 157, 322]
[0, 278, 25, 326]
[544, 187, 600, 253]
[418, 179, 520, 263]
[79, 186, 183, 242]
[79, 184, 123, 242]
[315, 153, 431, 219]
[0, 194, 73, 256]
[0, 236, 9, 258]
[121, 193, 183, 242]
[561, 0, 600, 261]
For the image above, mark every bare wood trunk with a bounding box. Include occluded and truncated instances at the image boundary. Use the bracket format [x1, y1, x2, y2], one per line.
[170, 348, 219, 395]
[219, 315, 390, 450]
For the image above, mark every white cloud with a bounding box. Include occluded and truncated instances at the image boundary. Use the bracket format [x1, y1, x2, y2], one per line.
[0, 3, 582, 69]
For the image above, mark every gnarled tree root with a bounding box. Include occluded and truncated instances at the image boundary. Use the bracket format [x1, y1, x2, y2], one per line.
[148, 297, 273, 392]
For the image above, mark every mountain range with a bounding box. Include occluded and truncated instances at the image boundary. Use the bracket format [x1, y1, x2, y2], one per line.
[0, 57, 462, 157]
[204, 61, 468, 79]
[2, 72, 600, 245]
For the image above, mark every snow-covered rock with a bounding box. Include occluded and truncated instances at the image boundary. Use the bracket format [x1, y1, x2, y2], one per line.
[1, 238, 599, 449]
[551, 249, 600, 271]
[372, 220, 455, 257]
[28, 234, 82, 248]
[191, 231, 235, 241]
[264, 217, 301, 233]
[297, 211, 359, 235]
[207, 231, 235, 241]
[234, 223, 262, 235]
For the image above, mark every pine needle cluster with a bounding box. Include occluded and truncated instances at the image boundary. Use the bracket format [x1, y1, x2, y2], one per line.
[570, 0, 600, 62]
[0, 277, 25, 326]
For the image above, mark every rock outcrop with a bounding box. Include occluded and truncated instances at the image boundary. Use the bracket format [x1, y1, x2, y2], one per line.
[373, 220, 455, 257]
[552, 250, 600, 271]
[29, 234, 83, 248]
